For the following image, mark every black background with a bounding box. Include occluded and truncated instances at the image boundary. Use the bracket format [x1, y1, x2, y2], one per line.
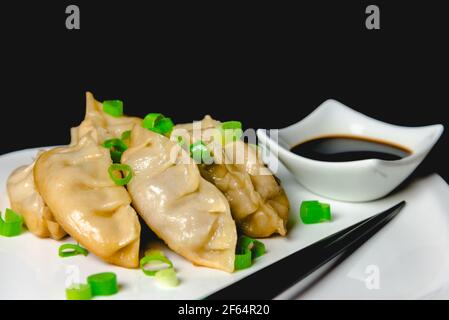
[1, 0, 448, 184]
[1, 1, 449, 308]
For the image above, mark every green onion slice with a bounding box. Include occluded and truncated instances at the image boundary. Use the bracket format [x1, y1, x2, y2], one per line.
[108, 164, 133, 186]
[251, 240, 266, 258]
[237, 235, 266, 259]
[87, 272, 118, 296]
[103, 138, 128, 163]
[142, 113, 174, 135]
[300, 200, 332, 224]
[65, 283, 92, 300]
[155, 268, 179, 287]
[143, 113, 163, 128]
[190, 141, 213, 164]
[140, 251, 173, 276]
[0, 208, 23, 237]
[235, 250, 252, 270]
[221, 121, 242, 130]
[58, 243, 89, 258]
[234, 235, 266, 270]
[103, 100, 123, 117]
[219, 121, 243, 145]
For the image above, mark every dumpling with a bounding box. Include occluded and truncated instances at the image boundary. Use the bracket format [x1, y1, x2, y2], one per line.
[201, 140, 290, 237]
[70, 92, 142, 145]
[34, 134, 141, 268]
[173, 116, 290, 238]
[121, 125, 237, 272]
[7, 157, 66, 240]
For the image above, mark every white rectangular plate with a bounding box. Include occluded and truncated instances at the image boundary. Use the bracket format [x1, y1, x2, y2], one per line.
[1, 147, 449, 299]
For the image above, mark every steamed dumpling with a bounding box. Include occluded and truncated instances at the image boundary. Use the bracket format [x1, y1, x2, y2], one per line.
[174, 115, 290, 238]
[34, 135, 140, 268]
[7, 158, 66, 240]
[70, 92, 141, 145]
[121, 125, 237, 272]
[201, 140, 290, 237]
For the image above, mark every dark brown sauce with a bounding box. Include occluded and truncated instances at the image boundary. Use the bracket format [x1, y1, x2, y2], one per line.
[290, 135, 412, 162]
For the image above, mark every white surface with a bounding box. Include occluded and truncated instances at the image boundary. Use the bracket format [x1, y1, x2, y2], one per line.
[1, 147, 449, 299]
[257, 99, 444, 201]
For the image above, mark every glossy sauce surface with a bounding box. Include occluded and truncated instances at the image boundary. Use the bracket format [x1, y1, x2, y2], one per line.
[290, 135, 412, 162]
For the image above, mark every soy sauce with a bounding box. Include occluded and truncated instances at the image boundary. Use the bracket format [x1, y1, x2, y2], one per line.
[290, 135, 412, 162]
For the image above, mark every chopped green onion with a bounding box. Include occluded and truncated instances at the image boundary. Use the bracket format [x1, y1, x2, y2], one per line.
[143, 113, 163, 129]
[140, 251, 173, 276]
[155, 268, 179, 287]
[190, 141, 213, 164]
[58, 243, 89, 258]
[143, 113, 174, 135]
[108, 164, 133, 186]
[251, 240, 266, 258]
[155, 117, 174, 133]
[237, 235, 254, 253]
[0, 209, 23, 237]
[87, 272, 118, 296]
[66, 283, 92, 300]
[234, 235, 266, 270]
[238, 236, 266, 258]
[219, 121, 243, 145]
[235, 250, 252, 270]
[221, 121, 242, 130]
[103, 100, 123, 117]
[103, 138, 128, 163]
[121, 130, 131, 141]
[300, 200, 332, 224]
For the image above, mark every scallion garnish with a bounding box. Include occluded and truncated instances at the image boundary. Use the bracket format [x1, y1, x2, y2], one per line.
[155, 268, 179, 287]
[103, 138, 128, 163]
[221, 121, 242, 131]
[140, 250, 173, 277]
[140, 250, 179, 287]
[190, 141, 213, 164]
[0, 209, 23, 237]
[142, 113, 174, 135]
[87, 272, 118, 296]
[300, 200, 332, 224]
[103, 100, 123, 117]
[235, 250, 252, 270]
[219, 121, 243, 145]
[58, 243, 89, 258]
[108, 164, 133, 186]
[65, 284, 92, 300]
[234, 235, 266, 270]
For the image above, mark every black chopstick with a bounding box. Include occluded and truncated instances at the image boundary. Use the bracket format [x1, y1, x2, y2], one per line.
[206, 201, 406, 300]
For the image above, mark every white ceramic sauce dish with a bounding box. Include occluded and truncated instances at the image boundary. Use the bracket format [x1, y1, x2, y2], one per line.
[257, 99, 444, 202]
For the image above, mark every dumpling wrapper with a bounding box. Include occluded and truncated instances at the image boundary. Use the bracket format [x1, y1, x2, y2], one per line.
[70, 92, 142, 145]
[34, 134, 141, 268]
[7, 159, 66, 240]
[174, 115, 290, 238]
[122, 125, 237, 272]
